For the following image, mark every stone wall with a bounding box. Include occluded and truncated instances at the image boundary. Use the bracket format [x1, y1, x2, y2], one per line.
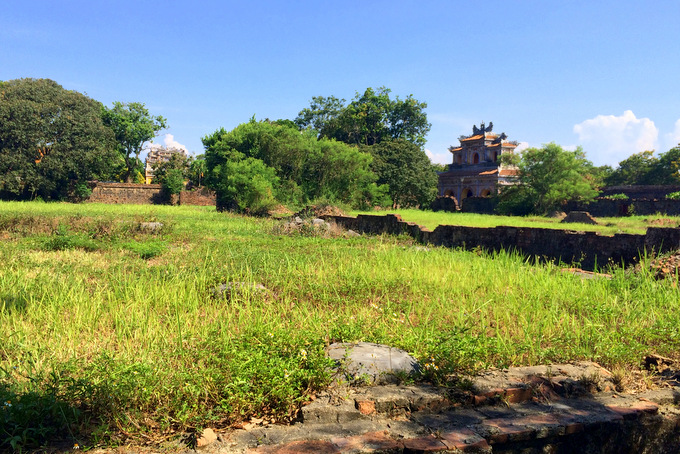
[179, 187, 216, 206]
[88, 182, 164, 204]
[323, 213, 680, 270]
[600, 185, 680, 199]
[88, 182, 216, 206]
[570, 198, 680, 217]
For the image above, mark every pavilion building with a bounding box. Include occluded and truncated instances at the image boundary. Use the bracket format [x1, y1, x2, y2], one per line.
[437, 122, 519, 203]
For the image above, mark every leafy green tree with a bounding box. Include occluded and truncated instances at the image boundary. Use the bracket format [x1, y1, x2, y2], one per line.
[363, 139, 438, 207]
[604, 147, 680, 186]
[203, 118, 387, 211]
[0, 78, 117, 200]
[212, 157, 279, 215]
[150, 148, 190, 184]
[498, 143, 599, 214]
[294, 96, 345, 133]
[649, 145, 680, 184]
[296, 87, 431, 147]
[604, 151, 657, 186]
[101, 102, 167, 183]
[188, 154, 207, 187]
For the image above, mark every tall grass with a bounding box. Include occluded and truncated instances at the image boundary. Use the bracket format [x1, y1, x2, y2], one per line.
[0, 201, 678, 449]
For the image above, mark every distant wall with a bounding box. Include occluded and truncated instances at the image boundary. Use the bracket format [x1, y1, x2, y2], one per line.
[87, 182, 216, 206]
[570, 199, 680, 217]
[600, 185, 680, 199]
[88, 182, 164, 204]
[323, 213, 680, 270]
[178, 187, 216, 206]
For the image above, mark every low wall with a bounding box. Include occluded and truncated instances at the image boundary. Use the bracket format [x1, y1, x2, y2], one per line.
[323, 214, 680, 270]
[572, 198, 680, 217]
[88, 182, 216, 206]
[178, 187, 216, 206]
[88, 182, 164, 204]
[600, 185, 680, 199]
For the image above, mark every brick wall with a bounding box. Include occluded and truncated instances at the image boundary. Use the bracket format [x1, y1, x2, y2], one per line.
[88, 182, 164, 204]
[179, 187, 216, 206]
[323, 214, 680, 270]
[87, 182, 216, 206]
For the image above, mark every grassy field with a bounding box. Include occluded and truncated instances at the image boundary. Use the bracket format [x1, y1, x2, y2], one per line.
[349, 208, 680, 235]
[1, 201, 679, 450]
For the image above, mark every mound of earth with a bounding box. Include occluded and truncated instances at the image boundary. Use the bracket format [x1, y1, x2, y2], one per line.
[294, 204, 346, 218]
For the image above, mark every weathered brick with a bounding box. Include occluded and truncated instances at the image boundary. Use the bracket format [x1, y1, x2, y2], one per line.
[250, 440, 340, 454]
[356, 400, 376, 415]
[439, 428, 490, 452]
[331, 431, 402, 453]
[481, 418, 535, 444]
[402, 435, 448, 452]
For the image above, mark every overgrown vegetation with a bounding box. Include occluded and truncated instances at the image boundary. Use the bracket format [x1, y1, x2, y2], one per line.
[1, 202, 679, 451]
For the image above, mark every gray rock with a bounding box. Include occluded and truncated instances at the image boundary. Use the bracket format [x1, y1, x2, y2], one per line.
[312, 218, 327, 227]
[213, 282, 268, 298]
[345, 229, 360, 237]
[139, 221, 163, 232]
[327, 342, 420, 384]
[294, 216, 304, 224]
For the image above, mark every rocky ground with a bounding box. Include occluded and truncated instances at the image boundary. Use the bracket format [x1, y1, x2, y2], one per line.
[88, 346, 680, 454]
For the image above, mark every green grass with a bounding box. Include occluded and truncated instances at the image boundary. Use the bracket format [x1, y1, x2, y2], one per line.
[0, 201, 679, 450]
[348, 208, 680, 235]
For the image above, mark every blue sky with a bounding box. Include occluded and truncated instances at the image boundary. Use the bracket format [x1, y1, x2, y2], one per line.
[2, 0, 679, 166]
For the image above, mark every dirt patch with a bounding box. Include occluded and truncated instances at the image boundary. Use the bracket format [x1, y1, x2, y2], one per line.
[647, 218, 680, 227]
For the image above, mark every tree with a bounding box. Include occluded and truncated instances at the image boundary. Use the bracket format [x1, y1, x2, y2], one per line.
[363, 139, 438, 207]
[604, 150, 657, 186]
[0, 78, 117, 200]
[188, 154, 207, 187]
[604, 147, 680, 186]
[101, 102, 167, 183]
[294, 96, 345, 133]
[295, 87, 431, 147]
[150, 148, 190, 184]
[202, 118, 388, 211]
[498, 143, 599, 214]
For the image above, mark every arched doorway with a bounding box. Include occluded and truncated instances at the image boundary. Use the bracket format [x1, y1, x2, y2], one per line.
[456, 154, 463, 165]
[481, 188, 492, 198]
[444, 189, 454, 197]
[462, 188, 473, 199]
[472, 153, 480, 164]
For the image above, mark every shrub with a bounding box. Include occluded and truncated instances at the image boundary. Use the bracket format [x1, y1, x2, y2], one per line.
[162, 168, 185, 196]
[666, 191, 680, 200]
[214, 158, 279, 215]
[605, 193, 629, 200]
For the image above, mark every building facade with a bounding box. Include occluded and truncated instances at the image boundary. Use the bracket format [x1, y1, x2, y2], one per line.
[437, 122, 519, 203]
[145, 147, 187, 184]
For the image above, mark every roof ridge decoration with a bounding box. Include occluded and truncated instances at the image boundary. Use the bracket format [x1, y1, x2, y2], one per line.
[472, 121, 493, 136]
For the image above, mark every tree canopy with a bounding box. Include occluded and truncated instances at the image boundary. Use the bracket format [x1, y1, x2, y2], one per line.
[363, 139, 438, 207]
[498, 143, 599, 214]
[101, 102, 167, 183]
[605, 147, 680, 186]
[0, 78, 117, 200]
[295, 87, 430, 147]
[202, 119, 389, 213]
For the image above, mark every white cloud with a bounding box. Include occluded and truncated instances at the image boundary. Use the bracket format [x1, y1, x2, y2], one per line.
[426, 148, 450, 165]
[514, 141, 530, 153]
[573, 110, 658, 166]
[663, 118, 680, 151]
[149, 134, 188, 152]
